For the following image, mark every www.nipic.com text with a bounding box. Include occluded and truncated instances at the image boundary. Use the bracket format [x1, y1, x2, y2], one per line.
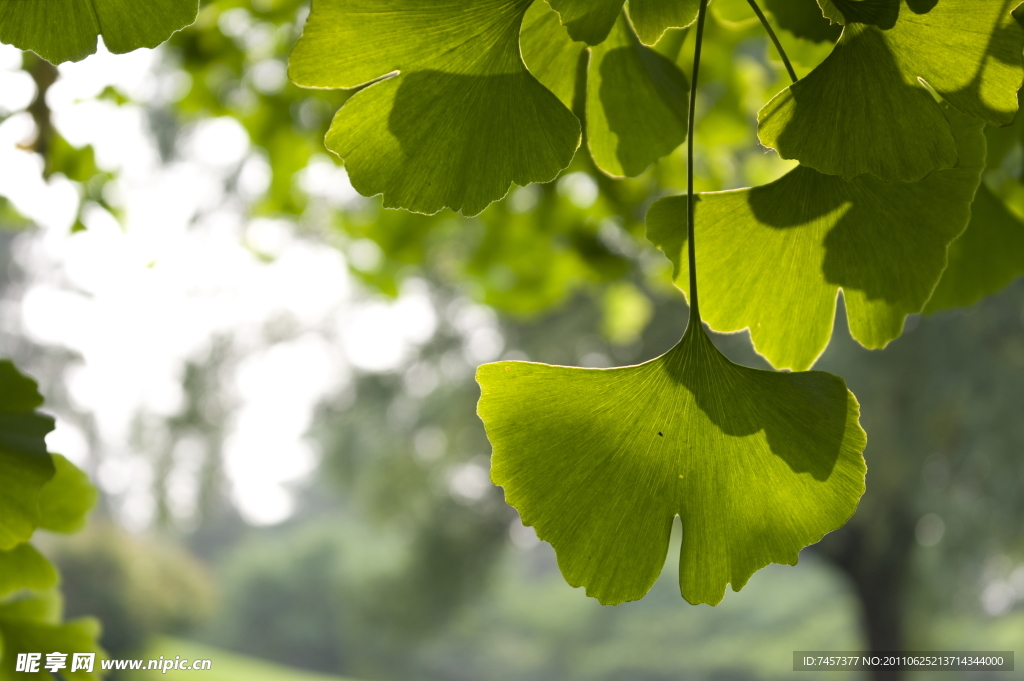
[15, 652, 213, 674]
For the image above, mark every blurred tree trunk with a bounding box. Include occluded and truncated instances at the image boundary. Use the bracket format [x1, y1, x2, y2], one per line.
[24, 54, 58, 161]
[819, 510, 916, 681]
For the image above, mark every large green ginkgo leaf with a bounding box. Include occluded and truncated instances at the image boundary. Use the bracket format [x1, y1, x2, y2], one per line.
[0, 0, 198, 64]
[478, 326, 866, 605]
[924, 183, 1024, 312]
[0, 361, 56, 550]
[648, 106, 985, 371]
[547, 0, 700, 45]
[758, 0, 1024, 182]
[288, 0, 581, 216]
[520, 3, 689, 177]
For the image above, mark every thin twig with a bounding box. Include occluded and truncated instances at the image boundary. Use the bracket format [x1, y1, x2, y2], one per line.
[22, 55, 59, 167]
[686, 0, 710, 324]
[746, 0, 799, 84]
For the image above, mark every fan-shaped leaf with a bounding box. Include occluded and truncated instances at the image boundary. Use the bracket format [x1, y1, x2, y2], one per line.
[759, 0, 1024, 181]
[477, 328, 866, 605]
[587, 12, 689, 176]
[288, 0, 581, 216]
[924, 183, 1024, 313]
[0, 361, 56, 550]
[520, 1, 587, 109]
[520, 4, 690, 177]
[0, 0, 198, 64]
[648, 106, 984, 371]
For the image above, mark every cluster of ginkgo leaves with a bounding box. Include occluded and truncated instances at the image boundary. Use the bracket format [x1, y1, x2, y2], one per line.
[2, 0, 1024, 616]
[285, 0, 1024, 606]
[0, 362, 102, 679]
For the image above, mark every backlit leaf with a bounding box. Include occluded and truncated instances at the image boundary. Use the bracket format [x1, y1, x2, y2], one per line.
[547, 0, 623, 45]
[0, 361, 56, 550]
[924, 183, 1024, 313]
[586, 12, 689, 176]
[759, 0, 1024, 181]
[520, 1, 586, 110]
[547, 0, 700, 45]
[0, 544, 58, 597]
[0, 0, 199, 64]
[648, 106, 985, 370]
[520, 4, 690, 177]
[288, 0, 581, 216]
[477, 327, 866, 605]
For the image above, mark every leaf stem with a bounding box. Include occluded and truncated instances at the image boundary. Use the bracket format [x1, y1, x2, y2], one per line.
[745, 0, 798, 84]
[686, 0, 710, 326]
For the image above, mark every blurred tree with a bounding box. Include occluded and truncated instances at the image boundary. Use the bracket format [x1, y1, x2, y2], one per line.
[1, 3, 1023, 681]
[814, 284, 1024, 673]
[47, 523, 217, 661]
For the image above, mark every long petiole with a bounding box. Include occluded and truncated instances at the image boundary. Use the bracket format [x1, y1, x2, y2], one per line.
[745, 0, 798, 84]
[686, 0, 710, 326]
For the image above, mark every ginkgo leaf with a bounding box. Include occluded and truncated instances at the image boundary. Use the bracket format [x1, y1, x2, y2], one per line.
[924, 183, 1024, 313]
[0, 598, 104, 681]
[648, 106, 985, 371]
[288, 0, 580, 216]
[478, 326, 866, 605]
[0, 543, 58, 597]
[586, 12, 689, 176]
[520, 3, 689, 177]
[759, 0, 1024, 182]
[37, 454, 98, 534]
[0, 361, 56, 550]
[0, 0, 199, 65]
[547, 0, 700, 45]
[519, 1, 587, 110]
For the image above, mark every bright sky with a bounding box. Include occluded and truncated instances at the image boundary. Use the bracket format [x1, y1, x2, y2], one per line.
[0, 42, 465, 526]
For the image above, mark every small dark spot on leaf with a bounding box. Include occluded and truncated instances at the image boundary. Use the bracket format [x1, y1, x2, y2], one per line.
[658, 432, 663, 437]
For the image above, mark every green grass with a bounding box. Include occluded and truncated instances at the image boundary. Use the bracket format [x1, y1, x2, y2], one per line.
[125, 636, 361, 681]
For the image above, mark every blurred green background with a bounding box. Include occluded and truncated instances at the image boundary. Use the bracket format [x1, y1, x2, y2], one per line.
[1, 1, 1022, 680]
